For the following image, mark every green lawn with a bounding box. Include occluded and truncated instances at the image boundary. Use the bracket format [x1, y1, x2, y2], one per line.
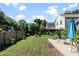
[0, 35, 52, 56]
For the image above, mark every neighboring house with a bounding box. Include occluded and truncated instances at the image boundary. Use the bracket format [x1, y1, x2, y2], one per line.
[45, 22, 55, 30]
[55, 15, 65, 30]
[55, 14, 79, 30]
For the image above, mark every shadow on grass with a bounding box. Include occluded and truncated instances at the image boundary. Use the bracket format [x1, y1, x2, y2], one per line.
[0, 34, 31, 52]
[0, 38, 23, 52]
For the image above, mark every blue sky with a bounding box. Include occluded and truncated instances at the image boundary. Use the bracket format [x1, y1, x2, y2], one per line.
[0, 3, 79, 23]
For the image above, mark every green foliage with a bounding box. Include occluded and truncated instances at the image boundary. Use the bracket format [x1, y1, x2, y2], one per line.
[33, 18, 46, 35]
[35, 34, 38, 37]
[10, 38, 15, 44]
[75, 31, 79, 43]
[34, 18, 41, 27]
[64, 10, 72, 14]
[18, 20, 27, 30]
[40, 24, 44, 31]
[64, 9, 79, 14]
[0, 10, 19, 31]
[0, 10, 47, 35]
[22, 36, 26, 39]
[28, 23, 38, 35]
[72, 9, 79, 14]
[0, 10, 6, 26]
[76, 36, 79, 43]
[60, 29, 67, 39]
[40, 20, 46, 31]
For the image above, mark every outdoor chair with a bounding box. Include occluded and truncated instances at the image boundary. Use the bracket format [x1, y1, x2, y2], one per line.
[63, 39, 70, 45]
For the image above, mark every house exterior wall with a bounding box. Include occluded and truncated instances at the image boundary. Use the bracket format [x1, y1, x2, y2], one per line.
[55, 14, 79, 30]
[55, 15, 65, 30]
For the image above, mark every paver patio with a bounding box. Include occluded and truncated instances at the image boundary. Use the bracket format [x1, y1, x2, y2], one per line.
[48, 39, 79, 56]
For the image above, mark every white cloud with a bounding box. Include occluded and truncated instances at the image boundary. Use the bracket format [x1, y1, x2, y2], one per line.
[3, 3, 27, 11]
[62, 3, 78, 12]
[18, 5, 27, 11]
[63, 7, 67, 11]
[54, 14, 59, 17]
[16, 14, 25, 22]
[74, 3, 78, 7]
[26, 19, 30, 23]
[11, 3, 19, 7]
[3, 3, 19, 7]
[9, 15, 12, 18]
[68, 3, 78, 9]
[54, 5, 58, 8]
[33, 15, 45, 20]
[4, 3, 10, 6]
[16, 14, 30, 22]
[46, 6, 58, 17]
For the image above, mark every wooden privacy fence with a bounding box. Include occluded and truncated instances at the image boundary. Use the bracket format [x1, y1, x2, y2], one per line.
[0, 31, 25, 48]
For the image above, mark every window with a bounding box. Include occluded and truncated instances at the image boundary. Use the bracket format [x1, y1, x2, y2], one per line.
[60, 20, 62, 25]
[76, 21, 79, 26]
[57, 22, 58, 26]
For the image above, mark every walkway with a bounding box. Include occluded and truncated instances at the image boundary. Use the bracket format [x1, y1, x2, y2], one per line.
[48, 42, 63, 56]
[48, 39, 79, 56]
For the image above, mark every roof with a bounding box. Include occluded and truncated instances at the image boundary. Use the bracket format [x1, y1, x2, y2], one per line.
[46, 22, 55, 30]
[61, 14, 79, 18]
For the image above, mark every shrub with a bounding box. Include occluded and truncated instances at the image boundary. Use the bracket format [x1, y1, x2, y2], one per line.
[22, 36, 26, 39]
[75, 31, 79, 44]
[60, 29, 67, 39]
[9, 38, 15, 44]
[35, 34, 38, 37]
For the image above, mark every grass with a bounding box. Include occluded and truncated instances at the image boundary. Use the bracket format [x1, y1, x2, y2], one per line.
[0, 35, 52, 56]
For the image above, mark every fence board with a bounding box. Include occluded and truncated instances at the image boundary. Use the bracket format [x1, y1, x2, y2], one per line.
[0, 32, 4, 47]
[0, 31, 25, 47]
[5, 32, 16, 45]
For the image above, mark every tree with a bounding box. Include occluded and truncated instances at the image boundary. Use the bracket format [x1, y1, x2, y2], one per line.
[34, 18, 41, 35]
[64, 9, 79, 14]
[72, 9, 79, 14]
[28, 23, 38, 35]
[34, 18, 47, 35]
[41, 20, 46, 28]
[3, 16, 13, 31]
[0, 10, 6, 27]
[0, 10, 15, 31]
[39, 20, 46, 34]
[39, 20, 46, 30]
[34, 18, 41, 27]
[64, 10, 72, 14]
[12, 21, 19, 31]
[18, 20, 27, 30]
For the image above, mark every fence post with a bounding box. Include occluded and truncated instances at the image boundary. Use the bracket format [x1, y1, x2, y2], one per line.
[3, 32, 6, 46]
[22, 31, 24, 37]
[16, 31, 17, 41]
[21, 30, 24, 37]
